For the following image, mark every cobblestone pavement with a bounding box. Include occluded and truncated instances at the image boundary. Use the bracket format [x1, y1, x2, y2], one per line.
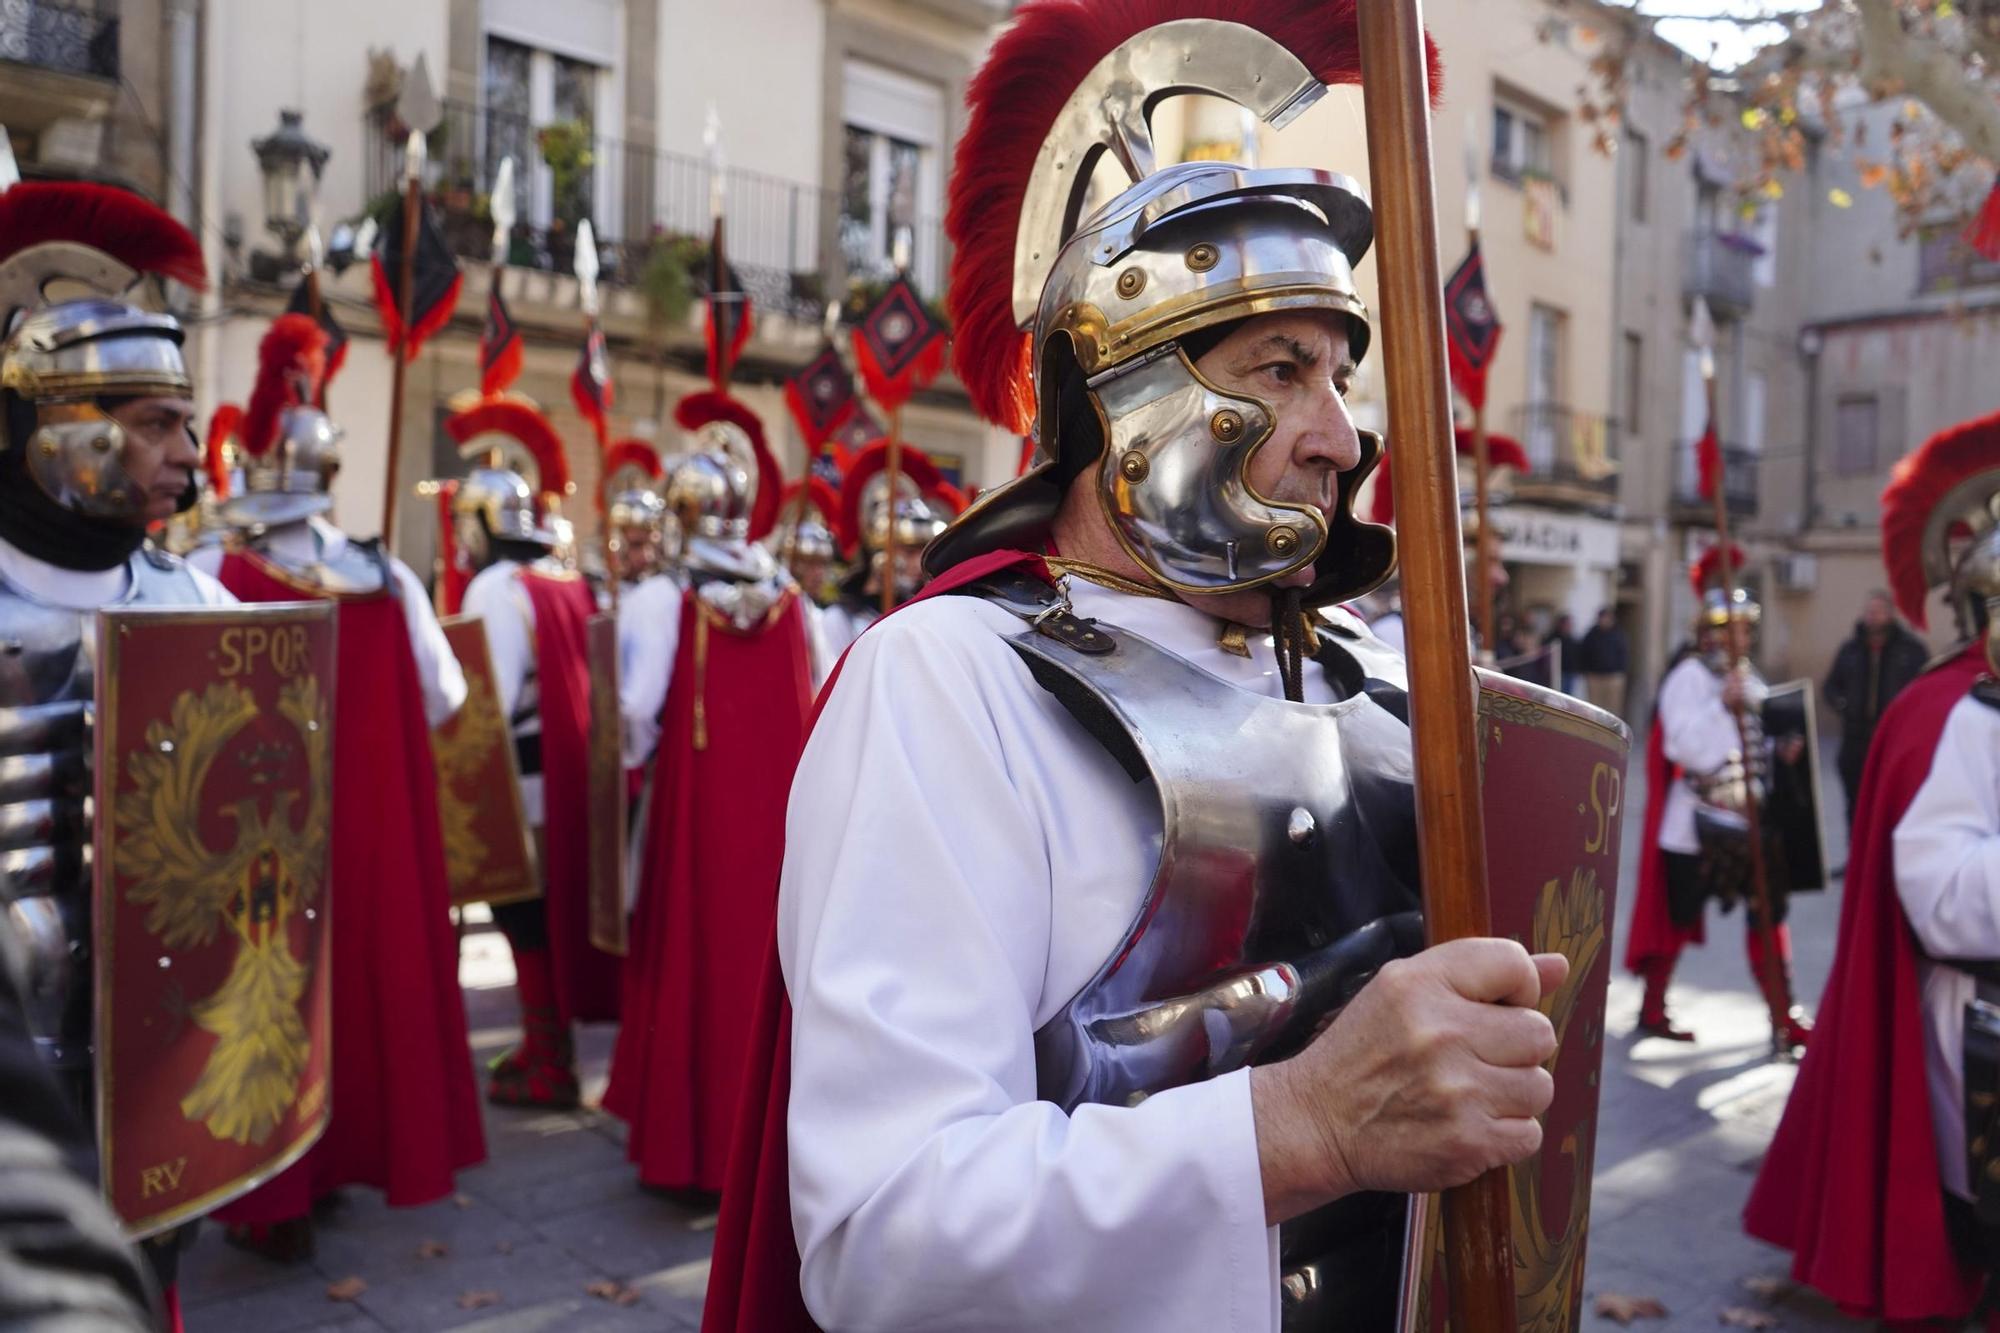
[180, 749, 1886, 1332]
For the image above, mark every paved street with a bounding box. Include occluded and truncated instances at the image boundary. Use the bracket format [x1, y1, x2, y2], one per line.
[180, 747, 1879, 1332]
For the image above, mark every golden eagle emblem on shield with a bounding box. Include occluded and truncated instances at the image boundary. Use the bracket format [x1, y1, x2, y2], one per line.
[113, 676, 330, 1147]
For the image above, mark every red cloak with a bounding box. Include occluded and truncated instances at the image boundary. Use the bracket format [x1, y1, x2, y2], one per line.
[699, 550, 1049, 1333]
[212, 549, 485, 1219]
[1623, 714, 1706, 972]
[1741, 641, 1987, 1321]
[519, 568, 622, 1024]
[602, 587, 815, 1191]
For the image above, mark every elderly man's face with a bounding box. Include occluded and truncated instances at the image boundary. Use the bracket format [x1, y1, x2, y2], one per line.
[108, 395, 200, 524]
[1190, 310, 1363, 591]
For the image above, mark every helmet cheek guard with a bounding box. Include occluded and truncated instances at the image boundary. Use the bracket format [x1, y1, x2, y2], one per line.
[24, 400, 150, 519]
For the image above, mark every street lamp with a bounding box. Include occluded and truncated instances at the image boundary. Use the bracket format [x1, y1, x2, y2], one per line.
[252, 109, 330, 257]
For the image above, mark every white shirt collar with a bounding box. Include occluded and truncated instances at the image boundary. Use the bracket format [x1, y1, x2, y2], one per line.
[0, 533, 132, 609]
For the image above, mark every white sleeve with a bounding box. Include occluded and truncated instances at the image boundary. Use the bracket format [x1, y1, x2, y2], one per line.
[1659, 661, 1738, 777]
[184, 543, 225, 581]
[187, 562, 237, 606]
[461, 568, 533, 720]
[782, 612, 1275, 1333]
[616, 578, 680, 768]
[1895, 696, 2000, 960]
[800, 599, 833, 692]
[389, 557, 467, 729]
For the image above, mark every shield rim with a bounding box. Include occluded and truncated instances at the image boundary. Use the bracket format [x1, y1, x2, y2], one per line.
[1762, 675, 1831, 893]
[92, 600, 338, 1239]
[436, 614, 541, 908]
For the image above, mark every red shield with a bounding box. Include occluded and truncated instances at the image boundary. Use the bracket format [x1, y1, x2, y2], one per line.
[432, 617, 539, 907]
[586, 612, 628, 955]
[93, 602, 337, 1237]
[1402, 670, 1631, 1332]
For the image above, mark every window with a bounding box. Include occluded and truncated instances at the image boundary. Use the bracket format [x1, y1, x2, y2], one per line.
[1621, 332, 1643, 434]
[482, 36, 607, 236]
[1491, 98, 1553, 185]
[1743, 372, 1767, 455]
[841, 59, 945, 292]
[1623, 129, 1648, 223]
[1523, 303, 1566, 466]
[1834, 395, 1879, 476]
[1749, 205, 1778, 288]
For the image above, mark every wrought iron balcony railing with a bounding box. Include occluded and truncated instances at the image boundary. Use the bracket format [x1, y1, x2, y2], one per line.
[362, 100, 947, 324]
[1682, 228, 1758, 316]
[1505, 402, 1619, 503]
[1672, 438, 1759, 517]
[0, 0, 118, 80]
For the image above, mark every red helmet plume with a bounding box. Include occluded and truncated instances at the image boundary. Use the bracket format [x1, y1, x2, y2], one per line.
[240, 314, 327, 459]
[1367, 428, 1528, 526]
[1689, 542, 1749, 598]
[445, 398, 573, 499]
[0, 181, 207, 290]
[204, 404, 242, 499]
[947, 0, 1441, 432]
[675, 389, 783, 539]
[839, 438, 946, 557]
[604, 439, 665, 482]
[1881, 409, 2000, 629]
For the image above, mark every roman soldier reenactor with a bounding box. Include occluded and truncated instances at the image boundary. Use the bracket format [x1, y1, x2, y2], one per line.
[450, 399, 618, 1107]
[0, 179, 234, 1327]
[1745, 410, 2000, 1325]
[603, 437, 676, 594]
[207, 314, 484, 1260]
[818, 439, 953, 659]
[771, 474, 841, 609]
[1626, 547, 1817, 1055]
[602, 398, 817, 1192]
[699, 3, 1609, 1329]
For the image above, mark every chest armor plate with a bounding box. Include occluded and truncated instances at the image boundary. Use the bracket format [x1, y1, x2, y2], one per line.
[0, 549, 205, 1068]
[250, 536, 390, 596]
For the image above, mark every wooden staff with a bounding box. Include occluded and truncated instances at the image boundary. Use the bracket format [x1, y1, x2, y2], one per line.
[1355, 2, 1515, 1326]
[381, 131, 423, 554]
[880, 408, 904, 617]
[1703, 375, 1786, 1041]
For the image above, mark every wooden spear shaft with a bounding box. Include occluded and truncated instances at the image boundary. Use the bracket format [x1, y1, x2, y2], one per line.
[1703, 377, 1786, 1036]
[381, 159, 422, 554]
[880, 408, 904, 617]
[1356, 2, 1515, 1326]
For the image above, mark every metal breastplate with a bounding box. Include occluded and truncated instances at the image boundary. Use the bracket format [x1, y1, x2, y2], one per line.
[248, 531, 391, 597]
[0, 548, 205, 1071]
[973, 574, 1423, 1330]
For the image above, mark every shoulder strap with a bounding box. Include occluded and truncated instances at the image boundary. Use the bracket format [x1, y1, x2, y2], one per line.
[959, 569, 1116, 656]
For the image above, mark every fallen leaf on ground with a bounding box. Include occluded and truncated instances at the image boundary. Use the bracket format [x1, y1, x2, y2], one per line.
[1740, 1275, 1790, 1301]
[415, 1239, 448, 1259]
[452, 1193, 473, 1209]
[1593, 1292, 1668, 1324]
[494, 1239, 514, 1255]
[325, 1276, 367, 1302]
[1719, 1308, 1779, 1329]
[457, 1290, 501, 1310]
[586, 1279, 642, 1306]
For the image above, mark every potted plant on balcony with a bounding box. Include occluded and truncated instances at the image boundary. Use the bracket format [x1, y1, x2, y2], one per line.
[537, 119, 594, 272]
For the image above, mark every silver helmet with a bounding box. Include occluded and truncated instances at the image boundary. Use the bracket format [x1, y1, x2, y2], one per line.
[450, 466, 548, 573]
[1878, 411, 2000, 643]
[666, 447, 753, 542]
[0, 182, 208, 521]
[220, 313, 344, 529]
[924, 13, 1394, 607]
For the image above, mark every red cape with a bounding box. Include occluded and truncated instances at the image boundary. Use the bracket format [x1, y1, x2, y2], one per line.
[213, 550, 485, 1218]
[520, 568, 622, 1024]
[700, 550, 1049, 1333]
[602, 588, 815, 1191]
[1741, 641, 1987, 1320]
[1623, 713, 1705, 971]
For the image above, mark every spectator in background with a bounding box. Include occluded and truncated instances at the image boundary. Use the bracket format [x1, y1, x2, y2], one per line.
[1544, 612, 1582, 695]
[1823, 589, 1929, 826]
[1579, 607, 1631, 719]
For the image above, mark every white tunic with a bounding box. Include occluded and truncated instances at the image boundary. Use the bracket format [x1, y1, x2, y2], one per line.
[782, 579, 1353, 1332]
[0, 535, 232, 609]
[817, 599, 878, 664]
[1894, 692, 2000, 1201]
[1656, 654, 1744, 854]
[461, 559, 542, 825]
[616, 571, 683, 768]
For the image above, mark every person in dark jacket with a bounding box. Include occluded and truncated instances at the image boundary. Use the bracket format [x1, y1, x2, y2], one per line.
[1543, 612, 1582, 695]
[1579, 607, 1631, 719]
[1823, 590, 1930, 826]
[0, 921, 159, 1331]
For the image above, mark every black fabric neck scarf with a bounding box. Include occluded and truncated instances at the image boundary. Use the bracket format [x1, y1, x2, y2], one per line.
[0, 447, 143, 572]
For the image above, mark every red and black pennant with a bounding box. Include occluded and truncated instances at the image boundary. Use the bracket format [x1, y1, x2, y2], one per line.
[571, 318, 614, 447]
[370, 192, 463, 362]
[851, 274, 946, 413]
[1444, 241, 1502, 413]
[282, 280, 348, 405]
[704, 218, 754, 388]
[479, 281, 524, 397]
[784, 341, 857, 448]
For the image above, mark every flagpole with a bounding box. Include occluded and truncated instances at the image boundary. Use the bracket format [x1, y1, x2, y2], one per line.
[382, 130, 423, 554]
[576, 218, 618, 616]
[1355, 3, 1515, 1326]
[1463, 124, 1496, 661]
[1701, 370, 1786, 1043]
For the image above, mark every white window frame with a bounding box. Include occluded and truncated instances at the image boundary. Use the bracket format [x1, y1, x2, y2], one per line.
[842, 58, 945, 293]
[482, 8, 622, 242]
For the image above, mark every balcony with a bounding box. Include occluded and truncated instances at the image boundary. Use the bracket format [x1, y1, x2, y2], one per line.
[0, 0, 118, 80]
[1504, 403, 1619, 514]
[1683, 229, 1758, 316]
[362, 100, 947, 325]
[1672, 439, 1759, 518]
